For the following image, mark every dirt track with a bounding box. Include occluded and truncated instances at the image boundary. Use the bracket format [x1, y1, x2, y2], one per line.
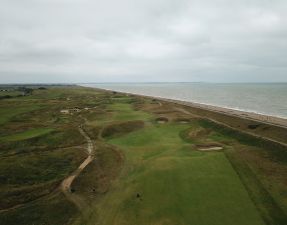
[61, 126, 95, 211]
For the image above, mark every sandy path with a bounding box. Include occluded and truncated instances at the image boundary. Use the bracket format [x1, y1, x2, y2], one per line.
[0, 128, 94, 213]
[61, 126, 95, 211]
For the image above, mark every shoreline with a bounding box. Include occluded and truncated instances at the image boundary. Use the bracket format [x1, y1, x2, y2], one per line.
[81, 85, 287, 129]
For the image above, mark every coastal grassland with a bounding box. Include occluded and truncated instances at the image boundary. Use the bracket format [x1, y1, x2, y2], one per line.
[74, 94, 287, 225]
[0, 192, 78, 225]
[0, 90, 22, 97]
[0, 146, 86, 209]
[0, 127, 86, 157]
[0, 128, 54, 142]
[0, 104, 41, 125]
[1, 86, 287, 225]
[75, 121, 264, 225]
[83, 99, 152, 141]
[71, 142, 123, 201]
[174, 103, 287, 144]
[86, 102, 152, 127]
[109, 102, 152, 121]
[0, 86, 109, 225]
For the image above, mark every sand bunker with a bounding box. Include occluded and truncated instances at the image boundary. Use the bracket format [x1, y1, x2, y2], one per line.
[175, 119, 190, 124]
[198, 146, 223, 151]
[196, 144, 223, 151]
[156, 117, 169, 124]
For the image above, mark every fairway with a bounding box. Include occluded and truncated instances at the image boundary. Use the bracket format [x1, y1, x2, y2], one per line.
[79, 123, 265, 225]
[109, 103, 152, 121]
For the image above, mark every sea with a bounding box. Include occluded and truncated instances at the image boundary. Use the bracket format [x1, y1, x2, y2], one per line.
[82, 83, 287, 119]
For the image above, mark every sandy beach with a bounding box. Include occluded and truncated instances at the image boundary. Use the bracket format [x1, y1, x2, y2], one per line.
[89, 86, 287, 129]
[161, 98, 287, 129]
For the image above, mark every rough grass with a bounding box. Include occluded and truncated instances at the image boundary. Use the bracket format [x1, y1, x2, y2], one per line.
[0, 90, 22, 97]
[102, 120, 145, 139]
[72, 142, 123, 200]
[0, 128, 54, 142]
[0, 105, 41, 125]
[0, 192, 78, 225]
[85, 102, 152, 128]
[0, 128, 85, 157]
[0, 147, 86, 209]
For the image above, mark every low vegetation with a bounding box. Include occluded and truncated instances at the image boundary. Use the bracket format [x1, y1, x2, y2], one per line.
[101, 120, 145, 138]
[0, 128, 54, 142]
[0, 86, 286, 225]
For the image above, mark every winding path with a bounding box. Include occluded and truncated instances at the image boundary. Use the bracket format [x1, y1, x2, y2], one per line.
[61, 126, 95, 210]
[0, 127, 95, 214]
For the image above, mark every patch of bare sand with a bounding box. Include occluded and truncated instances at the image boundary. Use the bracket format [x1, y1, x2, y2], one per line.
[196, 144, 223, 151]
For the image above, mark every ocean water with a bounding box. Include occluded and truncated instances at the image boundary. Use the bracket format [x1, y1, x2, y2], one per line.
[83, 83, 287, 119]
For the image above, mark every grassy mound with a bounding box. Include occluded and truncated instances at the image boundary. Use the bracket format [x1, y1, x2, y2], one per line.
[179, 126, 210, 143]
[0, 128, 54, 142]
[72, 142, 123, 199]
[84, 125, 102, 140]
[0, 192, 78, 225]
[102, 120, 145, 138]
[0, 105, 41, 125]
[0, 147, 86, 209]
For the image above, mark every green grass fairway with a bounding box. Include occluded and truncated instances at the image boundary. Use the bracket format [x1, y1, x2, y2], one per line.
[80, 123, 264, 225]
[109, 103, 152, 121]
[88, 103, 152, 126]
[0, 128, 54, 142]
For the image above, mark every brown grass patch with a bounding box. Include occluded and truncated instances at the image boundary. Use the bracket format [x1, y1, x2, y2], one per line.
[102, 120, 144, 138]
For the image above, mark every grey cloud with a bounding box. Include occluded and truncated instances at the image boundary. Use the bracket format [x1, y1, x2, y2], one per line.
[0, 0, 286, 83]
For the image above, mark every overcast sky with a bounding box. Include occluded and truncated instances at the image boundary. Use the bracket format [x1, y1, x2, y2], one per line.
[0, 0, 287, 83]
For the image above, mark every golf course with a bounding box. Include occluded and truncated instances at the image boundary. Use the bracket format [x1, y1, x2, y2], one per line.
[0, 86, 286, 225]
